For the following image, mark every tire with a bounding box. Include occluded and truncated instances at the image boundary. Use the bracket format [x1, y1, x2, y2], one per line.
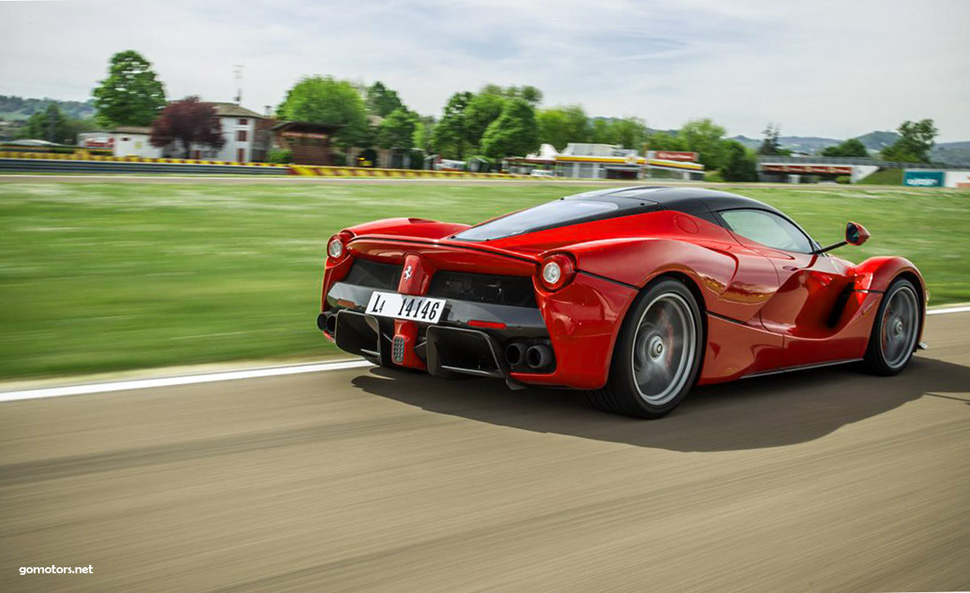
[585, 278, 704, 419]
[861, 278, 921, 376]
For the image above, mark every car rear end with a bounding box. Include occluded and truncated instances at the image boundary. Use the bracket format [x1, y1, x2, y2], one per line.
[317, 230, 637, 390]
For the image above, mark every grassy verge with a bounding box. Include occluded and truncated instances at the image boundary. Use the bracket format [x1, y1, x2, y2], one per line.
[1, 182, 967, 380]
[857, 168, 903, 185]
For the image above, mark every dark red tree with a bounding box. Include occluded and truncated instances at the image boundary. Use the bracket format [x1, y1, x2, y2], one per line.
[150, 97, 225, 158]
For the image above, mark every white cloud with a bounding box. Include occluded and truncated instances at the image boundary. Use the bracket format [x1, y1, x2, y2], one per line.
[1, 0, 968, 139]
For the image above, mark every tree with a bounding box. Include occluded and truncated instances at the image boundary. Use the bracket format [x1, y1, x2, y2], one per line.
[609, 117, 648, 150]
[412, 115, 436, 153]
[432, 91, 473, 159]
[645, 130, 686, 152]
[365, 82, 403, 117]
[759, 123, 782, 155]
[92, 50, 166, 127]
[820, 138, 868, 157]
[590, 118, 613, 144]
[480, 98, 539, 158]
[16, 103, 97, 144]
[537, 105, 590, 151]
[881, 119, 938, 163]
[480, 84, 543, 106]
[465, 93, 507, 149]
[721, 140, 759, 181]
[277, 76, 369, 148]
[377, 108, 417, 149]
[508, 85, 543, 106]
[149, 97, 225, 158]
[680, 118, 728, 170]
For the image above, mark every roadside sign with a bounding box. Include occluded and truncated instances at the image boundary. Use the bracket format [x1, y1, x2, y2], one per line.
[903, 170, 945, 187]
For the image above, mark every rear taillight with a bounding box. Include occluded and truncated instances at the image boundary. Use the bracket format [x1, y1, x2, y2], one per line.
[537, 253, 576, 291]
[327, 237, 343, 258]
[327, 231, 354, 262]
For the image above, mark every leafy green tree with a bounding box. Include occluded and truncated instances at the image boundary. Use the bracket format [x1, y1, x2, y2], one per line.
[465, 93, 507, 149]
[480, 98, 539, 158]
[377, 108, 417, 149]
[479, 84, 543, 106]
[645, 130, 687, 152]
[365, 82, 403, 117]
[412, 115, 436, 153]
[610, 116, 648, 150]
[680, 118, 728, 170]
[277, 76, 369, 148]
[16, 104, 97, 144]
[721, 140, 759, 181]
[92, 50, 166, 127]
[432, 91, 473, 159]
[508, 85, 543, 106]
[537, 105, 590, 150]
[758, 123, 782, 155]
[590, 118, 613, 144]
[881, 119, 938, 163]
[820, 138, 869, 157]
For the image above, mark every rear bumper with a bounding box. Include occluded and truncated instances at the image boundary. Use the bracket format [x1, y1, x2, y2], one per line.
[321, 282, 552, 380]
[319, 273, 638, 390]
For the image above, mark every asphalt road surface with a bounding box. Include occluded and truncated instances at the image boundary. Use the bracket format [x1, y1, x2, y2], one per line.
[1, 313, 969, 593]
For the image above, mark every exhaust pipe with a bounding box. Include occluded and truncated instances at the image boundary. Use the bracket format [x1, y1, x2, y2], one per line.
[325, 313, 337, 335]
[526, 344, 553, 369]
[505, 342, 528, 366]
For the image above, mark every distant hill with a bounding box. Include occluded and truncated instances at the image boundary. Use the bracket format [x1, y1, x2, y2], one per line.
[854, 130, 898, 151]
[0, 95, 96, 121]
[730, 130, 969, 166]
[931, 142, 970, 167]
[730, 135, 842, 153]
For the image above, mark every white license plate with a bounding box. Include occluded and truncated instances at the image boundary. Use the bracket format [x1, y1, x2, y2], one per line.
[365, 291, 447, 324]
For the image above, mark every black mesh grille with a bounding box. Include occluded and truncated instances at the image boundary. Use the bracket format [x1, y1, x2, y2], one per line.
[427, 271, 537, 308]
[345, 259, 402, 289]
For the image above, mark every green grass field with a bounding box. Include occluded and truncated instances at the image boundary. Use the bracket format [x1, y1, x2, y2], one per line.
[1, 181, 968, 381]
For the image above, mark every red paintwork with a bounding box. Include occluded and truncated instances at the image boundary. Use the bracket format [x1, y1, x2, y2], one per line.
[321, 205, 926, 390]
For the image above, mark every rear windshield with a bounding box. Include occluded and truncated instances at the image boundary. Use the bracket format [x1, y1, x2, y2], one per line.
[452, 199, 620, 241]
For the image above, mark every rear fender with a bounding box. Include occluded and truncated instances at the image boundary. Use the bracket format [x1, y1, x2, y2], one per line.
[566, 237, 775, 324]
[851, 256, 927, 342]
[851, 256, 925, 297]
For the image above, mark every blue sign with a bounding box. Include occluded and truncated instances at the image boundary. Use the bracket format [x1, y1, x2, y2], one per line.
[903, 170, 945, 187]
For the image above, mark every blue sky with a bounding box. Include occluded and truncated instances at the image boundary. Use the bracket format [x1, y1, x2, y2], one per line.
[1, 0, 968, 140]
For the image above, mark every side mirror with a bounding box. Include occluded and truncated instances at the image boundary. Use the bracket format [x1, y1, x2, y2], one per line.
[845, 221, 870, 246]
[818, 221, 871, 253]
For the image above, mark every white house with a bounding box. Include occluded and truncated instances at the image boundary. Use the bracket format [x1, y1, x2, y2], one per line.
[199, 102, 268, 163]
[171, 102, 268, 162]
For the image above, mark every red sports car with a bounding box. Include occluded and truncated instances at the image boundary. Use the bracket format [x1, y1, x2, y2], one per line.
[317, 187, 925, 418]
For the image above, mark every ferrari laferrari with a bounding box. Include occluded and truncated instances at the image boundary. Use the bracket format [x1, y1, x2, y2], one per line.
[317, 187, 925, 418]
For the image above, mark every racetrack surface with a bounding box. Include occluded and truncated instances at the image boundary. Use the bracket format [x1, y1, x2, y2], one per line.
[1, 313, 968, 592]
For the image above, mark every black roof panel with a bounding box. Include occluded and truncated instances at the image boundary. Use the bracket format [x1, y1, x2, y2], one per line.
[566, 186, 786, 218]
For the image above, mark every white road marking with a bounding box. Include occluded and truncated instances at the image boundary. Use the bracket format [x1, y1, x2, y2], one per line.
[927, 305, 970, 315]
[0, 359, 373, 403]
[0, 306, 967, 403]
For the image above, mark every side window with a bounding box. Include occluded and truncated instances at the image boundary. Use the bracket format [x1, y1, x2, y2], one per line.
[720, 209, 814, 253]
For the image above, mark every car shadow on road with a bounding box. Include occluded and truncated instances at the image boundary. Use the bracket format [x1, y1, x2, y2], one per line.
[351, 356, 970, 452]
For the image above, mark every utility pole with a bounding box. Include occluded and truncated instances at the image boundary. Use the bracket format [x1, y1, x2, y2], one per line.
[234, 65, 244, 105]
